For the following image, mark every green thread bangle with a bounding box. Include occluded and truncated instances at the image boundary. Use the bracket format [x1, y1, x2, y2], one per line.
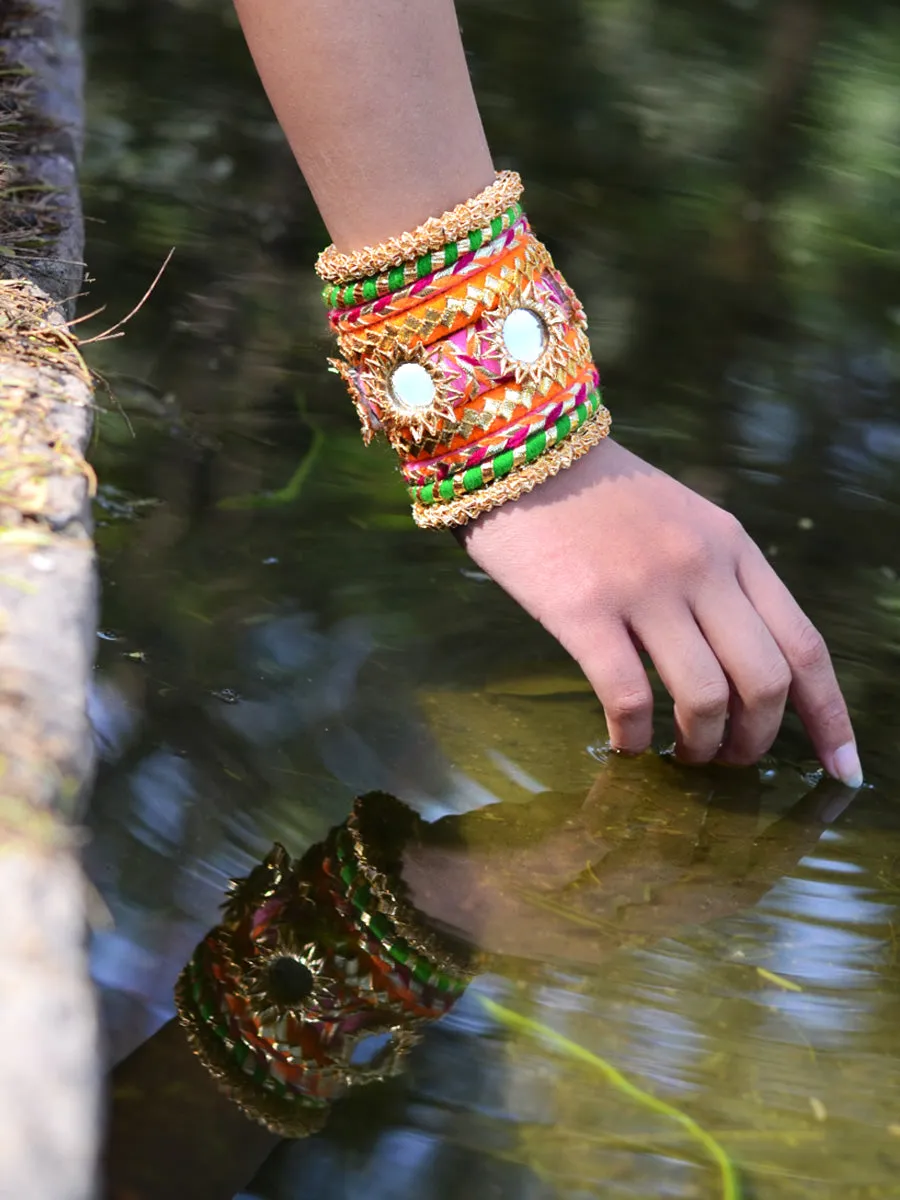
[411, 390, 602, 507]
[332, 829, 465, 994]
[322, 204, 523, 310]
[331, 829, 465, 995]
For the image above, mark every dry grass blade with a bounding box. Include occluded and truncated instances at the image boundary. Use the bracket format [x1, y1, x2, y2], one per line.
[78, 248, 175, 345]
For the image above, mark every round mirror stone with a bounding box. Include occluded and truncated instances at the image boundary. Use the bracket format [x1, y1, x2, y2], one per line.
[502, 307, 546, 364]
[390, 362, 436, 410]
[266, 956, 315, 1006]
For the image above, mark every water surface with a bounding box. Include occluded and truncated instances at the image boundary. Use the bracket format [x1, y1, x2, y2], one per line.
[82, 1, 900, 1195]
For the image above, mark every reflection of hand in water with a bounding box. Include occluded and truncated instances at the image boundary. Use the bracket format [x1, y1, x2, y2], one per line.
[106, 766, 852, 1200]
[405, 755, 844, 964]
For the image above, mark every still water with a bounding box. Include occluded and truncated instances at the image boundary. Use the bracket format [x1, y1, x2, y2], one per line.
[82, 1, 900, 1196]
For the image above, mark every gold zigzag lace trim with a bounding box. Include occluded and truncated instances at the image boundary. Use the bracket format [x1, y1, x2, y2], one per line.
[332, 220, 529, 330]
[334, 243, 548, 362]
[411, 405, 612, 530]
[174, 967, 330, 1139]
[400, 334, 594, 456]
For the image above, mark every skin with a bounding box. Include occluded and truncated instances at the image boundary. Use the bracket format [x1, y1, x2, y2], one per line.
[405, 764, 848, 958]
[232, 0, 862, 788]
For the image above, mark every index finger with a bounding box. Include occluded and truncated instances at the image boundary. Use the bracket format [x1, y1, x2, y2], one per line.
[737, 545, 863, 788]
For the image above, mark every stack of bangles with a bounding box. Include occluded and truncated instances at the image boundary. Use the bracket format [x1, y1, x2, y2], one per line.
[317, 170, 611, 527]
[175, 793, 476, 1137]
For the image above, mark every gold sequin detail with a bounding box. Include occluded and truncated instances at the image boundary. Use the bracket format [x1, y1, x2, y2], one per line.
[174, 969, 331, 1139]
[356, 342, 466, 444]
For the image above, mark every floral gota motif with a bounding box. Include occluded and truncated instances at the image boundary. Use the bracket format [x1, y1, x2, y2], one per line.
[318, 184, 611, 527]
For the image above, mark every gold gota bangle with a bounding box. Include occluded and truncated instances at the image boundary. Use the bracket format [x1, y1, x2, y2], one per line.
[174, 968, 330, 1139]
[315, 170, 524, 284]
[412, 404, 612, 529]
[332, 239, 550, 365]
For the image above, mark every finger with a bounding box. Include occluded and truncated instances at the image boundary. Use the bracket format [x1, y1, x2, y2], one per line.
[575, 624, 654, 754]
[636, 607, 730, 763]
[738, 546, 862, 788]
[694, 585, 791, 765]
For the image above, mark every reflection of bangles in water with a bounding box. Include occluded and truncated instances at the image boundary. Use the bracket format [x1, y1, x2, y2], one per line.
[175, 772, 842, 1139]
[174, 793, 478, 1137]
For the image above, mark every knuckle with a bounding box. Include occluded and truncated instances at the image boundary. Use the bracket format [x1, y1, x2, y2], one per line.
[667, 528, 714, 574]
[554, 576, 605, 628]
[667, 510, 744, 576]
[686, 679, 730, 720]
[716, 509, 746, 544]
[607, 684, 653, 725]
[791, 620, 828, 673]
[745, 663, 792, 709]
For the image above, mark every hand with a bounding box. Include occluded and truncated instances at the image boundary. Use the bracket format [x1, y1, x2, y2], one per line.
[460, 438, 863, 787]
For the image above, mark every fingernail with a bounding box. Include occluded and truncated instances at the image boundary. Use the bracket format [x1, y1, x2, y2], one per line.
[830, 742, 864, 789]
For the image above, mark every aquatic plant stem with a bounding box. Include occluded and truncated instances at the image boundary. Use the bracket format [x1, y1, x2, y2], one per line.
[218, 415, 325, 510]
[481, 995, 740, 1200]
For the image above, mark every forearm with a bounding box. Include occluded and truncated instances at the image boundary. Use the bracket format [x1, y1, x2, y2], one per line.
[232, 0, 494, 249]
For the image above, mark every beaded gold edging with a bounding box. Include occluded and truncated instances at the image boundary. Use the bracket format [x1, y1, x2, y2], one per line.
[173, 967, 330, 1139]
[316, 171, 524, 284]
[411, 405, 612, 529]
[346, 800, 475, 980]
